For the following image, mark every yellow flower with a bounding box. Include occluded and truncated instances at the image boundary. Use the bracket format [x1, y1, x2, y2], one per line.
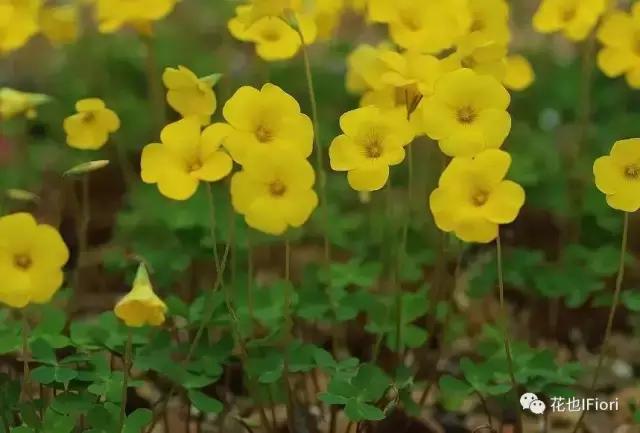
[593, 138, 640, 212]
[40, 4, 79, 45]
[378, 49, 443, 102]
[345, 43, 390, 94]
[370, 0, 470, 54]
[162, 66, 218, 125]
[0, 213, 69, 308]
[503, 55, 535, 91]
[220, 83, 313, 165]
[329, 106, 414, 192]
[430, 149, 525, 243]
[0, 87, 50, 120]
[533, 0, 605, 41]
[0, 0, 41, 53]
[313, 0, 345, 40]
[63, 98, 120, 150]
[422, 68, 511, 157]
[228, 6, 317, 61]
[95, 0, 177, 33]
[246, 0, 304, 22]
[115, 263, 167, 327]
[141, 117, 233, 201]
[596, 4, 640, 88]
[442, 38, 508, 81]
[464, 0, 510, 46]
[231, 148, 318, 235]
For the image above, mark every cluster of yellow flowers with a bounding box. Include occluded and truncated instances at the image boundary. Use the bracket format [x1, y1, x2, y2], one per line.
[0, 209, 166, 326]
[533, 0, 640, 90]
[0, 0, 179, 55]
[140, 66, 319, 236]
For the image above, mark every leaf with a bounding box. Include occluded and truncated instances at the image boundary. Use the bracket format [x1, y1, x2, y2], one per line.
[188, 390, 223, 414]
[123, 409, 153, 433]
[622, 290, 640, 312]
[29, 339, 56, 365]
[344, 399, 384, 422]
[438, 376, 472, 397]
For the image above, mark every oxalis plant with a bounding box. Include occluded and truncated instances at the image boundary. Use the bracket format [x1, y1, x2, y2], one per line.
[1, 1, 640, 433]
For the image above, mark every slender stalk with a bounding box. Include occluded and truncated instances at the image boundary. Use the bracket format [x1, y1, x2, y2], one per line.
[142, 34, 165, 134]
[282, 240, 296, 433]
[496, 233, 522, 433]
[118, 330, 133, 433]
[475, 391, 493, 430]
[290, 15, 330, 263]
[74, 175, 90, 291]
[21, 314, 31, 402]
[205, 185, 274, 433]
[570, 212, 629, 433]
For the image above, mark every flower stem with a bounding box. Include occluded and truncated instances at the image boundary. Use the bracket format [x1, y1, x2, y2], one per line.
[570, 212, 629, 433]
[142, 34, 165, 134]
[290, 16, 330, 263]
[496, 232, 522, 433]
[74, 175, 90, 291]
[282, 240, 296, 433]
[21, 314, 31, 402]
[118, 330, 133, 433]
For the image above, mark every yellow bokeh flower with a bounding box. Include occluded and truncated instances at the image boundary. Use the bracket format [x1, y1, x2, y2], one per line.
[228, 5, 317, 61]
[219, 83, 313, 165]
[40, 4, 79, 45]
[329, 106, 414, 192]
[596, 4, 640, 88]
[370, 0, 470, 54]
[0, 213, 69, 308]
[503, 55, 535, 91]
[94, 0, 177, 33]
[141, 117, 233, 201]
[533, 0, 605, 41]
[346, 44, 387, 94]
[422, 68, 511, 157]
[593, 138, 640, 212]
[442, 39, 508, 81]
[0, 87, 50, 120]
[162, 66, 218, 125]
[231, 148, 318, 235]
[464, 0, 510, 46]
[0, 0, 41, 53]
[430, 149, 525, 243]
[63, 98, 120, 150]
[246, 0, 304, 23]
[115, 263, 167, 327]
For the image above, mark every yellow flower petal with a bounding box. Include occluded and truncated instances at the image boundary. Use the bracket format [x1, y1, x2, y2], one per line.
[347, 166, 389, 191]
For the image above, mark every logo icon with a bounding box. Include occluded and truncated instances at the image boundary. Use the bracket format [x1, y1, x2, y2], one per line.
[520, 392, 546, 414]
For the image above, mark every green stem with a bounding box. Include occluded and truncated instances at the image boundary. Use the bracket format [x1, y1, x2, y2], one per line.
[571, 212, 629, 433]
[290, 15, 330, 263]
[496, 233, 522, 433]
[142, 34, 165, 134]
[118, 330, 133, 433]
[21, 314, 31, 402]
[74, 175, 90, 291]
[282, 240, 296, 433]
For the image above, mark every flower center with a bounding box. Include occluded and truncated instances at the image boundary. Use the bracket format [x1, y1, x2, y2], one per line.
[269, 180, 287, 197]
[562, 8, 576, 22]
[472, 190, 489, 207]
[625, 164, 640, 179]
[188, 159, 202, 173]
[14, 254, 32, 270]
[365, 139, 383, 159]
[261, 28, 281, 42]
[470, 19, 485, 32]
[460, 55, 477, 69]
[457, 106, 477, 124]
[82, 112, 96, 123]
[255, 125, 274, 143]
